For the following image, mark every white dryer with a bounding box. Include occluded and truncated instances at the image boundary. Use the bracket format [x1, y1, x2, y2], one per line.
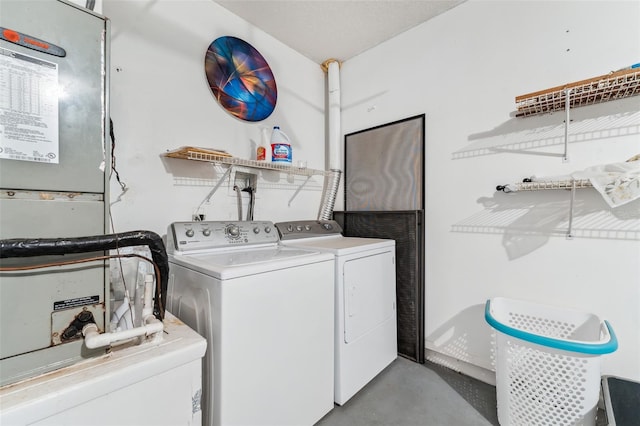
[166, 221, 335, 426]
[276, 220, 397, 405]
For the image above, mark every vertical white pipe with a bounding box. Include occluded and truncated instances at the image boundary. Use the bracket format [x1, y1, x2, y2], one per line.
[317, 59, 343, 220]
[327, 60, 341, 170]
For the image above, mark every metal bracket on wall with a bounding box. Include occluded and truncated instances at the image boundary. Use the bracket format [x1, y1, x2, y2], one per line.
[288, 175, 313, 206]
[563, 88, 571, 163]
[196, 166, 233, 211]
[566, 179, 577, 239]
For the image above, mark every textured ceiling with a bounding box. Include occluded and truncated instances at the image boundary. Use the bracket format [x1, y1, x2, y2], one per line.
[215, 1, 466, 64]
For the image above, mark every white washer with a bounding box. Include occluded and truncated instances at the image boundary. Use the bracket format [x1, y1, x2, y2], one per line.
[166, 221, 335, 426]
[276, 220, 397, 405]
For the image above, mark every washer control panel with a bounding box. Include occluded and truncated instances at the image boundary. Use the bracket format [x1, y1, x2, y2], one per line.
[168, 221, 278, 252]
[275, 220, 343, 240]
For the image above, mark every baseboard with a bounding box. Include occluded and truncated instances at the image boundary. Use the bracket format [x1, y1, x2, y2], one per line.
[424, 348, 496, 386]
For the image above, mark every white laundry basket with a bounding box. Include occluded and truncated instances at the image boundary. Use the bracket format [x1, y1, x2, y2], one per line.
[485, 297, 618, 426]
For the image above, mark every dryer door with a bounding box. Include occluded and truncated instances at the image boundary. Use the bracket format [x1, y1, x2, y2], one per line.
[343, 251, 396, 343]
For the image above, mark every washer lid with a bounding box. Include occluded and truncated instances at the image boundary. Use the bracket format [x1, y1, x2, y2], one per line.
[169, 246, 333, 279]
[281, 235, 395, 255]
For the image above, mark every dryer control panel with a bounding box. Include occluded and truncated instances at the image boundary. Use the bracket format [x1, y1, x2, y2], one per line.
[167, 221, 278, 253]
[275, 220, 343, 240]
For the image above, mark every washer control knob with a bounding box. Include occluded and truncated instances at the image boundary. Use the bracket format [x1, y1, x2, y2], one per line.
[202, 228, 211, 237]
[304, 225, 312, 231]
[253, 227, 260, 234]
[264, 226, 272, 233]
[185, 229, 195, 237]
[322, 223, 333, 230]
[226, 225, 240, 238]
[287, 224, 293, 232]
[296, 225, 303, 231]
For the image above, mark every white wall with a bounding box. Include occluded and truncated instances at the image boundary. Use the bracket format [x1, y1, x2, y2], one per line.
[67, 0, 103, 13]
[103, 0, 326, 237]
[341, 0, 640, 380]
[104, 0, 640, 381]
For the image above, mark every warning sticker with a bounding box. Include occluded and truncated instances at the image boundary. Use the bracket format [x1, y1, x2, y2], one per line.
[53, 295, 100, 311]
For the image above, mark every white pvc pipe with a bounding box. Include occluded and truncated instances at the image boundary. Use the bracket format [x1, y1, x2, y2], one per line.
[141, 273, 154, 319]
[317, 59, 343, 220]
[82, 318, 164, 349]
[110, 293, 133, 330]
[327, 60, 341, 171]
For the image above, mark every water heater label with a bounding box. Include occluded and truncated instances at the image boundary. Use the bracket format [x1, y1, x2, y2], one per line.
[54, 295, 100, 311]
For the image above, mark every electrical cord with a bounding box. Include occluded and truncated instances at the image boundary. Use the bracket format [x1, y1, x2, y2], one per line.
[110, 117, 128, 194]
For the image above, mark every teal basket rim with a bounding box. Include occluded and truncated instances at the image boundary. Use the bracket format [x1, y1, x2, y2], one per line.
[484, 299, 618, 355]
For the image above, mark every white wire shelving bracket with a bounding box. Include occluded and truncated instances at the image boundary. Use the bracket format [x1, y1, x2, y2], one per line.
[496, 178, 594, 239]
[515, 68, 640, 162]
[197, 166, 233, 209]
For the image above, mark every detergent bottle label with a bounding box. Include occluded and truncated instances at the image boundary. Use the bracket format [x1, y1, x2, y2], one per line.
[271, 143, 292, 163]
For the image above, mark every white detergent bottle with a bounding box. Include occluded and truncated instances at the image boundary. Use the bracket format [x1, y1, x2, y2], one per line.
[257, 127, 271, 161]
[270, 126, 292, 164]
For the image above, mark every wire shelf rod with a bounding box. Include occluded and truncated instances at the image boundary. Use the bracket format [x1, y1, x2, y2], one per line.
[496, 179, 593, 193]
[186, 151, 327, 177]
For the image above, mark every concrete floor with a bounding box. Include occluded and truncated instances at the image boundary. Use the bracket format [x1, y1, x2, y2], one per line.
[316, 357, 499, 426]
[316, 357, 608, 426]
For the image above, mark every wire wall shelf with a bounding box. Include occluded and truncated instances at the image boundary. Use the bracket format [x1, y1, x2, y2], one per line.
[164, 146, 333, 211]
[164, 146, 326, 177]
[516, 68, 640, 117]
[496, 178, 592, 193]
[495, 178, 597, 239]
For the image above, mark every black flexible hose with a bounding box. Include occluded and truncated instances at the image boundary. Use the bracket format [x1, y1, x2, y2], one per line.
[0, 230, 168, 320]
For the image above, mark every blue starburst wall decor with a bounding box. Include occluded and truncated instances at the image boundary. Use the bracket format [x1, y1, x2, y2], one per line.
[204, 36, 277, 122]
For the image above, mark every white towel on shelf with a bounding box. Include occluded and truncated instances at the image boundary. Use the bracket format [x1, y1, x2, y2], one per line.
[572, 157, 640, 208]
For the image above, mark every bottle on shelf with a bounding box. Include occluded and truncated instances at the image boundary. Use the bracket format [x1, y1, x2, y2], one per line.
[270, 126, 292, 164]
[257, 127, 271, 162]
